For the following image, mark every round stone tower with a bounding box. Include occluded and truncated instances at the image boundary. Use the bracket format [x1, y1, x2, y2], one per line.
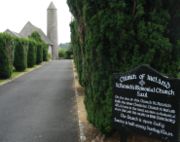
[47, 2, 58, 59]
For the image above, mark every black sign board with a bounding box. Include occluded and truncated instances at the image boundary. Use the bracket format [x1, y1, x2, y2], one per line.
[112, 65, 180, 141]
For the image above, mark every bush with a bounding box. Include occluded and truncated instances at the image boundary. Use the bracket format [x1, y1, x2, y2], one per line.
[64, 47, 73, 59]
[36, 42, 43, 64]
[58, 47, 73, 59]
[68, 0, 180, 134]
[43, 43, 49, 61]
[58, 48, 66, 58]
[0, 33, 14, 79]
[14, 38, 28, 71]
[27, 39, 36, 67]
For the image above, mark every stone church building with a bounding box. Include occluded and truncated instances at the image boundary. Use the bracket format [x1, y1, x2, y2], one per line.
[5, 2, 58, 60]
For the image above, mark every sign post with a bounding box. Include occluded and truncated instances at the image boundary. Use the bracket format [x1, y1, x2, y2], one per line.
[120, 131, 128, 142]
[112, 65, 180, 142]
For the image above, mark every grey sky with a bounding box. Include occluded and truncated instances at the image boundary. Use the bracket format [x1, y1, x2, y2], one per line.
[0, 0, 72, 44]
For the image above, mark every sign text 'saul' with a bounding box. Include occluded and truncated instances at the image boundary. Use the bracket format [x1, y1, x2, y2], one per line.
[113, 65, 180, 141]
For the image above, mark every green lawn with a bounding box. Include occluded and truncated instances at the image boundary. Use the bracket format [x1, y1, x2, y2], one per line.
[12, 71, 23, 78]
[0, 79, 7, 83]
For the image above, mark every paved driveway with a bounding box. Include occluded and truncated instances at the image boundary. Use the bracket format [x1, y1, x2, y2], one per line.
[0, 60, 79, 142]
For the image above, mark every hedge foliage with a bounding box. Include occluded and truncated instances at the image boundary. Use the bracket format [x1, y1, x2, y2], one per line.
[0, 33, 14, 79]
[29, 31, 43, 42]
[29, 32, 48, 64]
[0, 31, 49, 79]
[43, 43, 49, 61]
[14, 38, 28, 71]
[27, 39, 37, 68]
[59, 47, 73, 59]
[68, 0, 180, 134]
[36, 43, 43, 64]
[70, 21, 84, 85]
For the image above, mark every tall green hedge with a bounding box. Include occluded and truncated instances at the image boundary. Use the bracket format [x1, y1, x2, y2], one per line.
[70, 21, 84, 85]
[14, 38, 28, 71]
[68, 0, 180, 134]
[0, 31, 47, 79]
[43, 43, 48, 61]
[36, 42, 43, 64]
[0, 33, 14, 79]
[27, 39, 36, 67]
[29, 31, 47, 64]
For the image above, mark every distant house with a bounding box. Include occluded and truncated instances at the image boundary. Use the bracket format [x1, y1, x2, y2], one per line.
[4, 21, 53, 54]
[4, 29, 22, 38]
[20, 21, 52, 45]
[20, 21, 53, 54]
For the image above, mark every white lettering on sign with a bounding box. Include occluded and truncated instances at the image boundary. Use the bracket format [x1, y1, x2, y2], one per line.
[115, 83, 175, 96]
[117, 74, 173, 95]
[113, 95, 176, 137]
[147, 75, 171, 89]
[119, 74, 137, 83]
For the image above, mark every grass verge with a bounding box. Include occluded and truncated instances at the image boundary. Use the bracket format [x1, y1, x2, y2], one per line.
[0, 64, 43, 85]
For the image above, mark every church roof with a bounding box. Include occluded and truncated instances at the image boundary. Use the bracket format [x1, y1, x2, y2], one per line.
[20, 21, 53, 45]
[4, 29, 22, 38]
[48, 2, 57, 10]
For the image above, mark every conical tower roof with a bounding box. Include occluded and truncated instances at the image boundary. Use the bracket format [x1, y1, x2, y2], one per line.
[48, 2, 57, 10]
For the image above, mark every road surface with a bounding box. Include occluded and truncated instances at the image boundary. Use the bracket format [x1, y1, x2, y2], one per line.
[0, 60, 79, 142]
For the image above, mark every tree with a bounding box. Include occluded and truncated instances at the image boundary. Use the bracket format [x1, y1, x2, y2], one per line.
[29, 31, 43, 42]
[68, 0, 180, 134]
